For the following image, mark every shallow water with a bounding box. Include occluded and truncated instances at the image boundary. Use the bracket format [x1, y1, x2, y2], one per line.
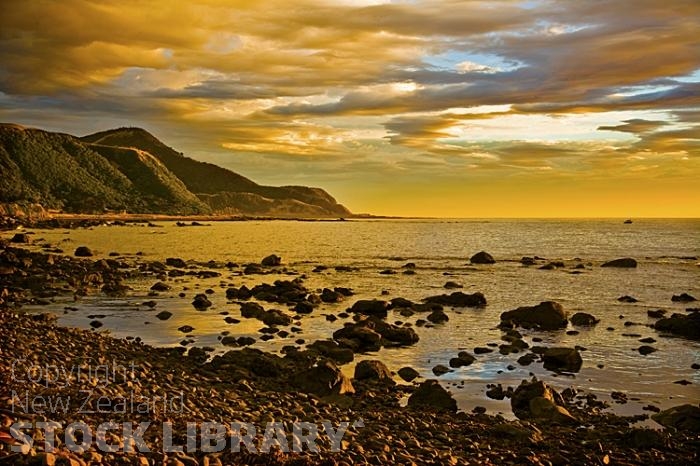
[12, 218, 700, 419]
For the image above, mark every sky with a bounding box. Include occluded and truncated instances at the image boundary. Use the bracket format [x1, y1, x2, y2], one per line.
[0, 0, 698, 217]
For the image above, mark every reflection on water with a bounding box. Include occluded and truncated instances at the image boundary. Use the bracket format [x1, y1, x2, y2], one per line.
[14, 218, 700, 417]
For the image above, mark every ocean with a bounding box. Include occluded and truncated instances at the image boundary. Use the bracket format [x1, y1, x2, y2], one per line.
[16, 218, 700, 418]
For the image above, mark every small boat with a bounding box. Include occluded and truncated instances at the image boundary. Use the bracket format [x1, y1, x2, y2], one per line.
[624, 219, 633, 224]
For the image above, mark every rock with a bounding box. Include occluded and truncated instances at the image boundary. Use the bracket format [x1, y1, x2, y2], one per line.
[638, 345, 657, 355]
[521, 257, 536, 265]
[500, 301, 568, 330]
[294, 301, 315, 314]
[427, 309, 449, 324]
[155, 310, 173, 320]
[192, 293, 212, 309]
[354, 360, 395, 385]
[321, 288, 343, 303]
[570, 312, 599, 326]
[398, 366, 420, 382]
[333, 324, 382, 351]
[655, 312, 700, 340]
[432, 364, 451, 376]
[470, 251, 495, 264]
[618, 295, 638, 303]
[602, 258, 637, 268]
[240, 302, 265, 318]
[349, 299, 389, 318]
[178, 325, 194, 333]
[89, 320, 103, 328]
[210, 347, 282, 377]
[648, 309, 666, 318]
[423, 291, 487, 307]
[244, 263, 264, 274]
[261, 254, 282, 266]
[652, 404, 700, 432]
[307, 340, 354, 364]
[449, 351, 476, 368]
[166, 257, 187, 268]
[474, 346, 493, 354]
[542, 347, 583, 372]
[672, 293, 697, 302]
[150, 281, 171, 292]
[10, 233, 29, 243]
[261, 309, 292, 326]
[511, 379, 576, 424]
[407, 380, 457, 412]
[443, 281, 462, 289]
[291, 360, 354, 396]
[74, 246, 94, 257]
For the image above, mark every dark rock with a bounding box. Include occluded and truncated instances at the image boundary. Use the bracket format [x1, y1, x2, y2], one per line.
[293, 301, 315, 314]
[654, 312, 700, 340]
[517, 353, 539, 366]
[166, 257, 187, 268]
[638, 345, 657, 355]
[427, 309, 449, 324]
[672, 293, 697, 303]
[261, 254, 282, 267]
[291, 360, 354, 396]
[448, 351, 476, 368]
[474, 346, 493, 354]
[224, 316, 239, 324]
[407, 380, 457, 412]
[602, 258, 637, 268]
[320, 288, 343, 303]
[349, 299, 389, 318]
[354, 360, 395, 385]
[240, 302, 265, 318]
[260, 309, 292, 326]
[652, 404, 700, 432]
[470, 251, 495, 264]
[511, 379, 576, 424]
[10, 233, 29, 243]
[424, 291, 487, 307]
[398, 366, 420, 382]
[334, 287, 354, 296]
[74, 246, 94, 257]
[443, 281, 462, 289]
[209, 348, 282, 377]
[486, 384, 510, 400]
[542, 347, 583, 372]
[432, 364, 451, 376]
[89, 320, 103, 328]
[648, 309, 666, 318]
[155, 311, 173, 320]
[500, 301, 568, 330]
[618, 295, 638, 303]
[521, 257, 536, 265]
[389, 297, 415, 309]
[150, 281, 171, 292]
[307, 340, 354, 364]
[192, 293, 212, 309]
[570, 312, 599, 326]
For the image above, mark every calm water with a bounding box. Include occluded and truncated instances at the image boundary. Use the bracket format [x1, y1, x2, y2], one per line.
[12, 218, 700, 419]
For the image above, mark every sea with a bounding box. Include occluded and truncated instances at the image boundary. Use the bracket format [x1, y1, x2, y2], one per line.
[14, 218, 700, 419]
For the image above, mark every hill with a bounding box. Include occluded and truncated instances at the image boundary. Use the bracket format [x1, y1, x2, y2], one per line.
[0, 124, 352, 217]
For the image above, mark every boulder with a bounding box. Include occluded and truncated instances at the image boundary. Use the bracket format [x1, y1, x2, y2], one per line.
[618, 295, 638, 303]
[511, 379, 576, 424]
[602, 258, 637, 268]
[150, 281, 171, 292]
[542, 347, 583, 372]
[209, 348, 282, 377]
[427, 309, 449, 324]
[166, 257, 187, 268]
[432, 364, 451, 376]
[291, 361, 354, 396]
[10, 233, 29, 243]
[349, 299, 389, 318]
[407, 380, 457, 412]
[354, 360, 395, 385]
[320, 288, 343, 303]
[652, 404, 700, 432]
[192, 294, 212, 309]
[293, 301, 315, 314]
[570, 312, 600, 326]
[449, 351, 476, 368]
[240, 302, 265, 319]
[260, 309, 292, 326]
[423, 292, 487, 308]
[500, 301, 568, 330]
[74, 246, 94, 257]
[261, 254, 282, 266]
[155, 311, 173, 320]
[470, 251, 495, 264]
[398, 366, 420, 382]
[654, 312, 700, 340]
[307, 340, 354, 364]
[672, 293, 697, 303]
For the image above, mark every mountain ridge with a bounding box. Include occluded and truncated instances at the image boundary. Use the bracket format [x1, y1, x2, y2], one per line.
[0, 123, 352, 217]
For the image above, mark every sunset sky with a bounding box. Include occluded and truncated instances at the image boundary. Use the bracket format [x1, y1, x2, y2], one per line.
[1, 0, 698, 217]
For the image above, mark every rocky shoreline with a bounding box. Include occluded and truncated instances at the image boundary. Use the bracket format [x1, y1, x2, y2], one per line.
[1, 236, 699, 465]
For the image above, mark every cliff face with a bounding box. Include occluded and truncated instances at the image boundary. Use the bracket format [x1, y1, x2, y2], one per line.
[0, 124, 352, 217]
